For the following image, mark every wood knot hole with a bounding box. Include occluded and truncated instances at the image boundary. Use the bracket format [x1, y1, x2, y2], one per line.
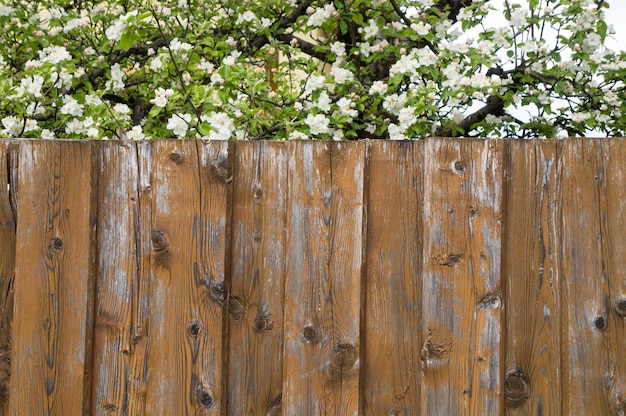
[168, 151, 185, 164]
[196, 389, 214, 408]
[454, 161, 466, 173]
[504, 370, 530, 409]
[594, 315, 608, 331]
[229, 296, 245, 321]
[151, 228, 170, 267]
[209, 281, 226, 305]
[614, 298, 626, 317]
[253, 185, 264, 202]
[187, 321, 202, 337]
[50, 237, 64, 251]
[253, 311, 274, 332]
[302, 325, 320, 345]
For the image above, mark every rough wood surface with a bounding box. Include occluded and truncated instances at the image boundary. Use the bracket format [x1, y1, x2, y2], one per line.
[420, 138, 505, 415]
[560, 139, 626, 415]
[91, 141, 145, 415]
[363, 140, 422, 414]
[9, 141, 97, 415]
[504, 140, 562, 415]
[0, 141, 15, 415]
[227, 141, 287, 414]
[143, 140, 228, 415]
[282, 141, 366, 415]
[0, 139, 625, 414]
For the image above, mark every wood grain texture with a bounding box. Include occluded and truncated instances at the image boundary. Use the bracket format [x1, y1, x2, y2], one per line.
[144, 140, 229, 415]
[91, 141, 145, 415]
[9, 141, 97, 415]
[0, 141, 16, 415]
[363, 140, 422, 415]
[227, 141, 287, 414]
[602, 139, 626, 415]
[282, 141, 366, 415]
[504, 140, 562, 415]
[560, 138, 626, 415]
[420, 138, 505, 415]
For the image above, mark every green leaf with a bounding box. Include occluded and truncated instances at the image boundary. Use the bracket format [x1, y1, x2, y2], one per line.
[198, 121, 212, 136]
[352, 13, 363, 25]
[148, 105, 162, 118]
[119, 29, 138, 51]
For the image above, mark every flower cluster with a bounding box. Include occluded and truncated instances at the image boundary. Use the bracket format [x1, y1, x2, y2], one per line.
[0, 0, 624, 140]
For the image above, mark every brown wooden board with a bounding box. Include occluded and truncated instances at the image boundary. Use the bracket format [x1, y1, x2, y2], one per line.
[363, 140, 422, 414]
[9, 141, 97, 415]
[560, 138, 626, 415]
[282, 141, 366, 414]
[227, 141, 287, 414]
[603, 139, 626, 414]
[0, 141, 16, 414]
[420, 138, 505, 415]
[143, 140, 229, 415]
[504, 140, 562, 414]
[90, 141, 145, 414]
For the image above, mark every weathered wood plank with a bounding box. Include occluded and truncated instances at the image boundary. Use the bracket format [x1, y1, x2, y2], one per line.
[504, 140, 562, 415]
[420, 138, 505, 415]
[196, 139, 230, 413]
[91, 141, 144, 415]
[144, 140, 228, 415]
[603, 139, 626, 414]
[9, 141, 97, 415]
[363, 140, 422, 414]
[227, 141, 287, 414]
[560, 138, 626, 415]
[282, 141, 366, 415]
[0, 141, 16, 414]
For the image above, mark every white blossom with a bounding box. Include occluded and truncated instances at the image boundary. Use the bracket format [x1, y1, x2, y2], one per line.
[203, 112, 235, 140]
[307, 4, 335, 27]
[126, 125, 145, 140]
[151, 87, 174, 108]
[167, 113, 192, 137]
[60, 95, 84, 117]
[368, 80, 388, 95]
[305, 113, 330, 135]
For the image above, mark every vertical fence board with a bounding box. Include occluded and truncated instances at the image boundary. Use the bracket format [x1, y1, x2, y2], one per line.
[363, 140, 422, 414]
[9, 141, 96, 415]
[603, 139, 626, 414]
[283, 141, 365, 415]
[560, 139, 609, 415]
[561, 138, 626, 415]
[227, 142, 287, 414]
[91, 142, 142, 414]
[0, 141, 15, 414]
[144, 140, 227, 415]
[504, 140, 562, 415]
[420, 139, 505, 415]
[126, 141, 153, 415]
[197, 140, 230, 414]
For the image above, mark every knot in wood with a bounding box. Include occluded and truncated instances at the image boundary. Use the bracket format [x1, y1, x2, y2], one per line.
[151, 228, 170, 267]
[187, 321, 202, 337]
[454, 160, 466, 173]
[208, 156, 232, 184]
[594, 315, 608, 331]
[328, 343, 357, 383]
[196, 389, 214, 408]
[168, 151, 185, 164]
[229, 296, 245, 321]
[209, 280, 226, 306]
[50, 237, 64, 251]
[614, 298, 626, 317]
[301, 325, 320, 345]
[253, 185, 264, 202]
[253, 311, 273, 332]
[504, 370, 530, 409]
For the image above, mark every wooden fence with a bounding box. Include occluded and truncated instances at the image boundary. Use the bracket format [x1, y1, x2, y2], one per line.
[0, 138, 625, 415]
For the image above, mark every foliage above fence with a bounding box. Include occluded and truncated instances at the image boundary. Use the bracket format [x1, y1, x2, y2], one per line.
[0, 138, 625, 415]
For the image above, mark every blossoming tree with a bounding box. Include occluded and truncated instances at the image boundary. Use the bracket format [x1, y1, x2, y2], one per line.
[0, 0, 624, 140]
